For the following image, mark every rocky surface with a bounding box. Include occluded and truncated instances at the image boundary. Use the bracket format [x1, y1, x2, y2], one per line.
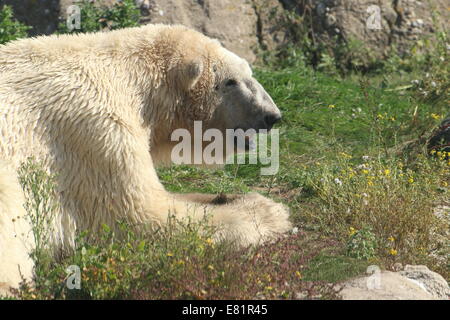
[340, 264, 450, 300]
[281, 0, 449, 57]
[1, 0, 448, 63]
[136, 0, 261, 63]
[428, 116, 450, 153]
[400, 265, 450, 300]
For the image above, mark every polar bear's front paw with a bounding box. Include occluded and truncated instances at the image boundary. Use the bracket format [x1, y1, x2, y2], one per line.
[211, 192, 292, 246]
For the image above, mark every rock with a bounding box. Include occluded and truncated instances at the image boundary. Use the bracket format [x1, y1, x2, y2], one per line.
[30, 0, 287, 64]
[428, 116, 450, 153]
[340, 265, 449, 300]
[139, 0, 261, 63]
[400, 265, 450, 300]
[279, 0, 450, 63]
[1, 0, 448, 64]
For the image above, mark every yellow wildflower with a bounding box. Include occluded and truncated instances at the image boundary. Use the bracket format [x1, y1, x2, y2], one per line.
[431, 113, 442, 120]
[389, 249, 398, 256]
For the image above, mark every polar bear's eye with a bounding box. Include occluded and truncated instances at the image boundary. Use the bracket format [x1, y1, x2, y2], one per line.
[225, 79, 238, 87]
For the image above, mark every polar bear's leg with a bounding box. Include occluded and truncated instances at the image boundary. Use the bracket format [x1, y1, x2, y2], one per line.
[172, 192, 291, 245]
[92, 131, 291, 245]
[107, 147, 291, 245]
[0, 162, 35, 297]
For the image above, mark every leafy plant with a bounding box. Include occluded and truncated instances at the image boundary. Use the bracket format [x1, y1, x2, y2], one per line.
[0, 5, 30, 44]
[58, 0, 140, 34]
[346, 226, 377, 260]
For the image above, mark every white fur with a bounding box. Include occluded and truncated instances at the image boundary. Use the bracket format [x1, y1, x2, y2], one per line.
[0, 25, 291, 294]
[0, 161, 34, 296]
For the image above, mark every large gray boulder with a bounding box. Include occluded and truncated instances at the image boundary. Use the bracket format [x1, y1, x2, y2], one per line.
[2, 0, 448, 64]
[136, 0, 261, 63]
[280, 0, 449, 61]
[400, 265, 450, 300]
[340, 265, 449, 300]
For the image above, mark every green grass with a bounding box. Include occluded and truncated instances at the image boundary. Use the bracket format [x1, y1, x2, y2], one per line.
[303, 253, 372, 283]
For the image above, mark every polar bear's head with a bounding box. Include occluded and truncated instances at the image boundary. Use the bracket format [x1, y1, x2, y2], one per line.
[208, 49, 282, 134]
[178, 44, 282, 135]
[152, 28, 283, 165]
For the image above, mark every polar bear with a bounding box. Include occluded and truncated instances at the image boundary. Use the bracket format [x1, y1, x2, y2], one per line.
[0, 24, 291, 294]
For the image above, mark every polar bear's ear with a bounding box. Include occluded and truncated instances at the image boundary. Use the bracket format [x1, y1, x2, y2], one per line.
[184, 59, 204, 90]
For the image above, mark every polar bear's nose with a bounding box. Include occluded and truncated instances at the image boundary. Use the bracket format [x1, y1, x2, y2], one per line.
[264, 113, 282, 130]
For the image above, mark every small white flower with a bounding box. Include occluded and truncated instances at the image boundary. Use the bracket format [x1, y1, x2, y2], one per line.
[357, 163, 369, 169]
[292, 227, 299, 235]
[431, 81, 437, 87]
[362, 155, 370, 161]
[334, 178, 343, 186]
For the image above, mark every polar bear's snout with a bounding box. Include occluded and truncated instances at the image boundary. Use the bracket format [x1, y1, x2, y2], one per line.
[263, 113, 282, 130]
[212, 74, 282, 134]
[248, 77, 282, 131]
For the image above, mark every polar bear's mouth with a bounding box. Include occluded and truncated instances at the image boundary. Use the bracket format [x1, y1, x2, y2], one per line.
[246, 135, 257, 151]
[232, 128, 257, 151]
